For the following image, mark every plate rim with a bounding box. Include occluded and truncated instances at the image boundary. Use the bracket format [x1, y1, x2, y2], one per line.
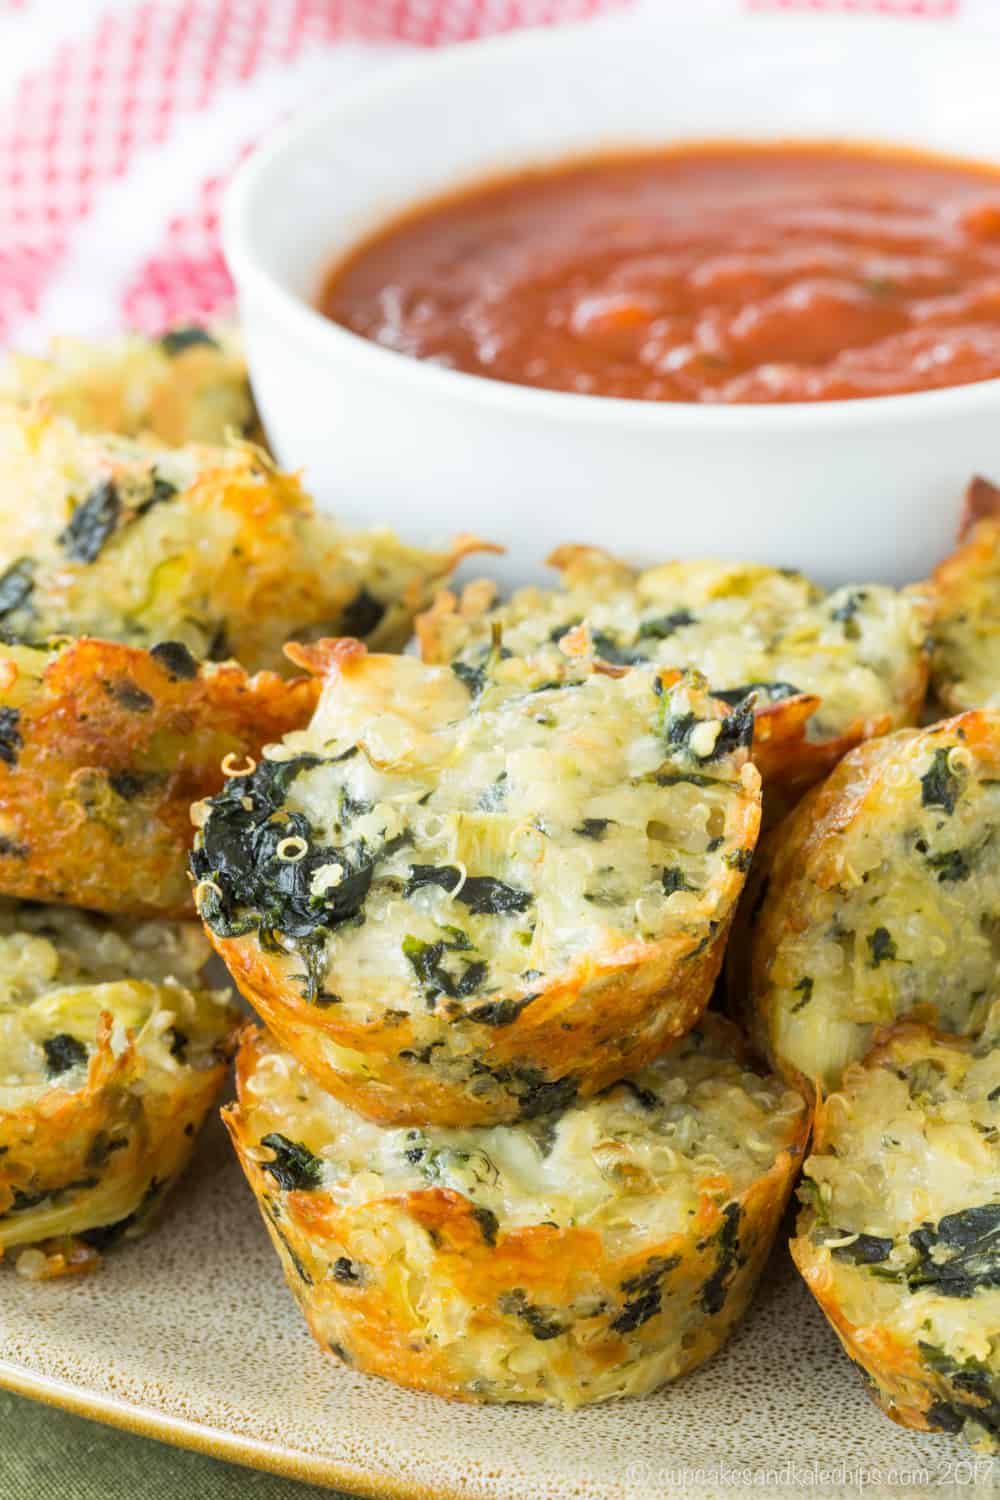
[0, 1355, 463, 1500]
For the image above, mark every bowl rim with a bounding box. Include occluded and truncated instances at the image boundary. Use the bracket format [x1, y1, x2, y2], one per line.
[223, 11, 1000, 432]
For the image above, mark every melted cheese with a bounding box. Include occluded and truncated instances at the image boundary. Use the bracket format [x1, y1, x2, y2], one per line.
[420, 551, 929, 746]
[198, 653, 760, 1020]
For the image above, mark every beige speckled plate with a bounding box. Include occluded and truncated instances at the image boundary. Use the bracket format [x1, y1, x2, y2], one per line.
[0, 1113, 987, 1500]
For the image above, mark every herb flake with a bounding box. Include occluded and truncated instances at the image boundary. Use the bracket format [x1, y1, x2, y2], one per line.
[921, 748, 961, 816]
[260, 1133, 323, 1192]
[58, 480, 121, 563]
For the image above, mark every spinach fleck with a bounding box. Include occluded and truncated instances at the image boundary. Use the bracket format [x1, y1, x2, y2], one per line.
[150, 640, 199, 680]
[494, 1064, 578, 1120]
[472, 1205, 500, 1246]
[590, 629, 647, 667]
[574, 817, 612, 840]
[332, 1256, 363, 1284]
[85, 1132, 128, 1170]
[58, 480, 121, 563]
[921, 747, 961, 816]
[43, 1033, 88, 1076]
[104, 677, 154, 713]
[404, 865, 462, 898]
[466, 995, 535, 1027]
[637, 609, 696, 640]
[919, 1343, 1000, 1439]
[925, 847, 970, 883]
[654, 769, 728, 789]
[260, 1133, 323, 1192]
[790, 975, 814, 1013]
[0, 707, 21, 768]
[76, 1179, 164, 1250]
[0, 559, 35, 620]
[134, 473, 178, 515]
[191, 754, 377, 998]
[713, 701, 756, 758]
[449, 630, 511, 701]
[160, 326, 220, 356]
[451, 659, 487, 698]
[908, 1204, 1000, 1298]
[167, 1027, 189, 1062]
[662, 701, 753, 761]
[867, 927, 897, 967]
[700, 1201, 742, 1315]
[662, 866, 695, 896]
[404, 864, 533, 916]
[830, 590, 867, 637]
[831, 1232, 894, 1265]
[109, 770, 163, 801]
[78, 1213, 138, 1252]
[498, 1289, 565, 1341]
[611, 1255, 681, 1333]
[663, 710, 699, 751]
[403, 931, 487, 1007]
[338, 587, 386, 640]
[458, 876, 533, 915]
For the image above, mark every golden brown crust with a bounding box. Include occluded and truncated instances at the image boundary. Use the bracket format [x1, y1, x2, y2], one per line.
[0, 638, 318, 916]
[0, 1013, 230, 1217]
[208, 908, 743, 1127]
[957, 474, 1000, 543]
[747, 739, 920, 1056]
[224, 1025, 809, 1405]
[790, 1020, 1000, 1452]
[750, 692, 911, 824]
[790, 1242, 947, 1436]
[745, 712, 1000, 1092]
[929, 494, 1000, 712]
[1, 1002, 242, 1271]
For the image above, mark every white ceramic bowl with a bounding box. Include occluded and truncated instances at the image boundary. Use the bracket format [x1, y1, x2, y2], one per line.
[224, 14, 1000, 587]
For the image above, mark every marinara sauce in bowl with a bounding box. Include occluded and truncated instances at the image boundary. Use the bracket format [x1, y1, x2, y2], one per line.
[224, 14, 1000, 585]
[321, 145, 1000, 407]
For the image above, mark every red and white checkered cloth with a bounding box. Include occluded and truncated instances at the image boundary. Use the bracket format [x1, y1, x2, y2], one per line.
[0, 0, 993, 350]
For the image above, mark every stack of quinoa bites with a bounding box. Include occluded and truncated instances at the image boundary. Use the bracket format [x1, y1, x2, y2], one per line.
[198, 627, 814, 1406]
[0, 327, 478, 1279]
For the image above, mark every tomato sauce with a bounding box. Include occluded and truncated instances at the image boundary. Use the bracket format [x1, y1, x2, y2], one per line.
[320, 144, 1000, 404]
